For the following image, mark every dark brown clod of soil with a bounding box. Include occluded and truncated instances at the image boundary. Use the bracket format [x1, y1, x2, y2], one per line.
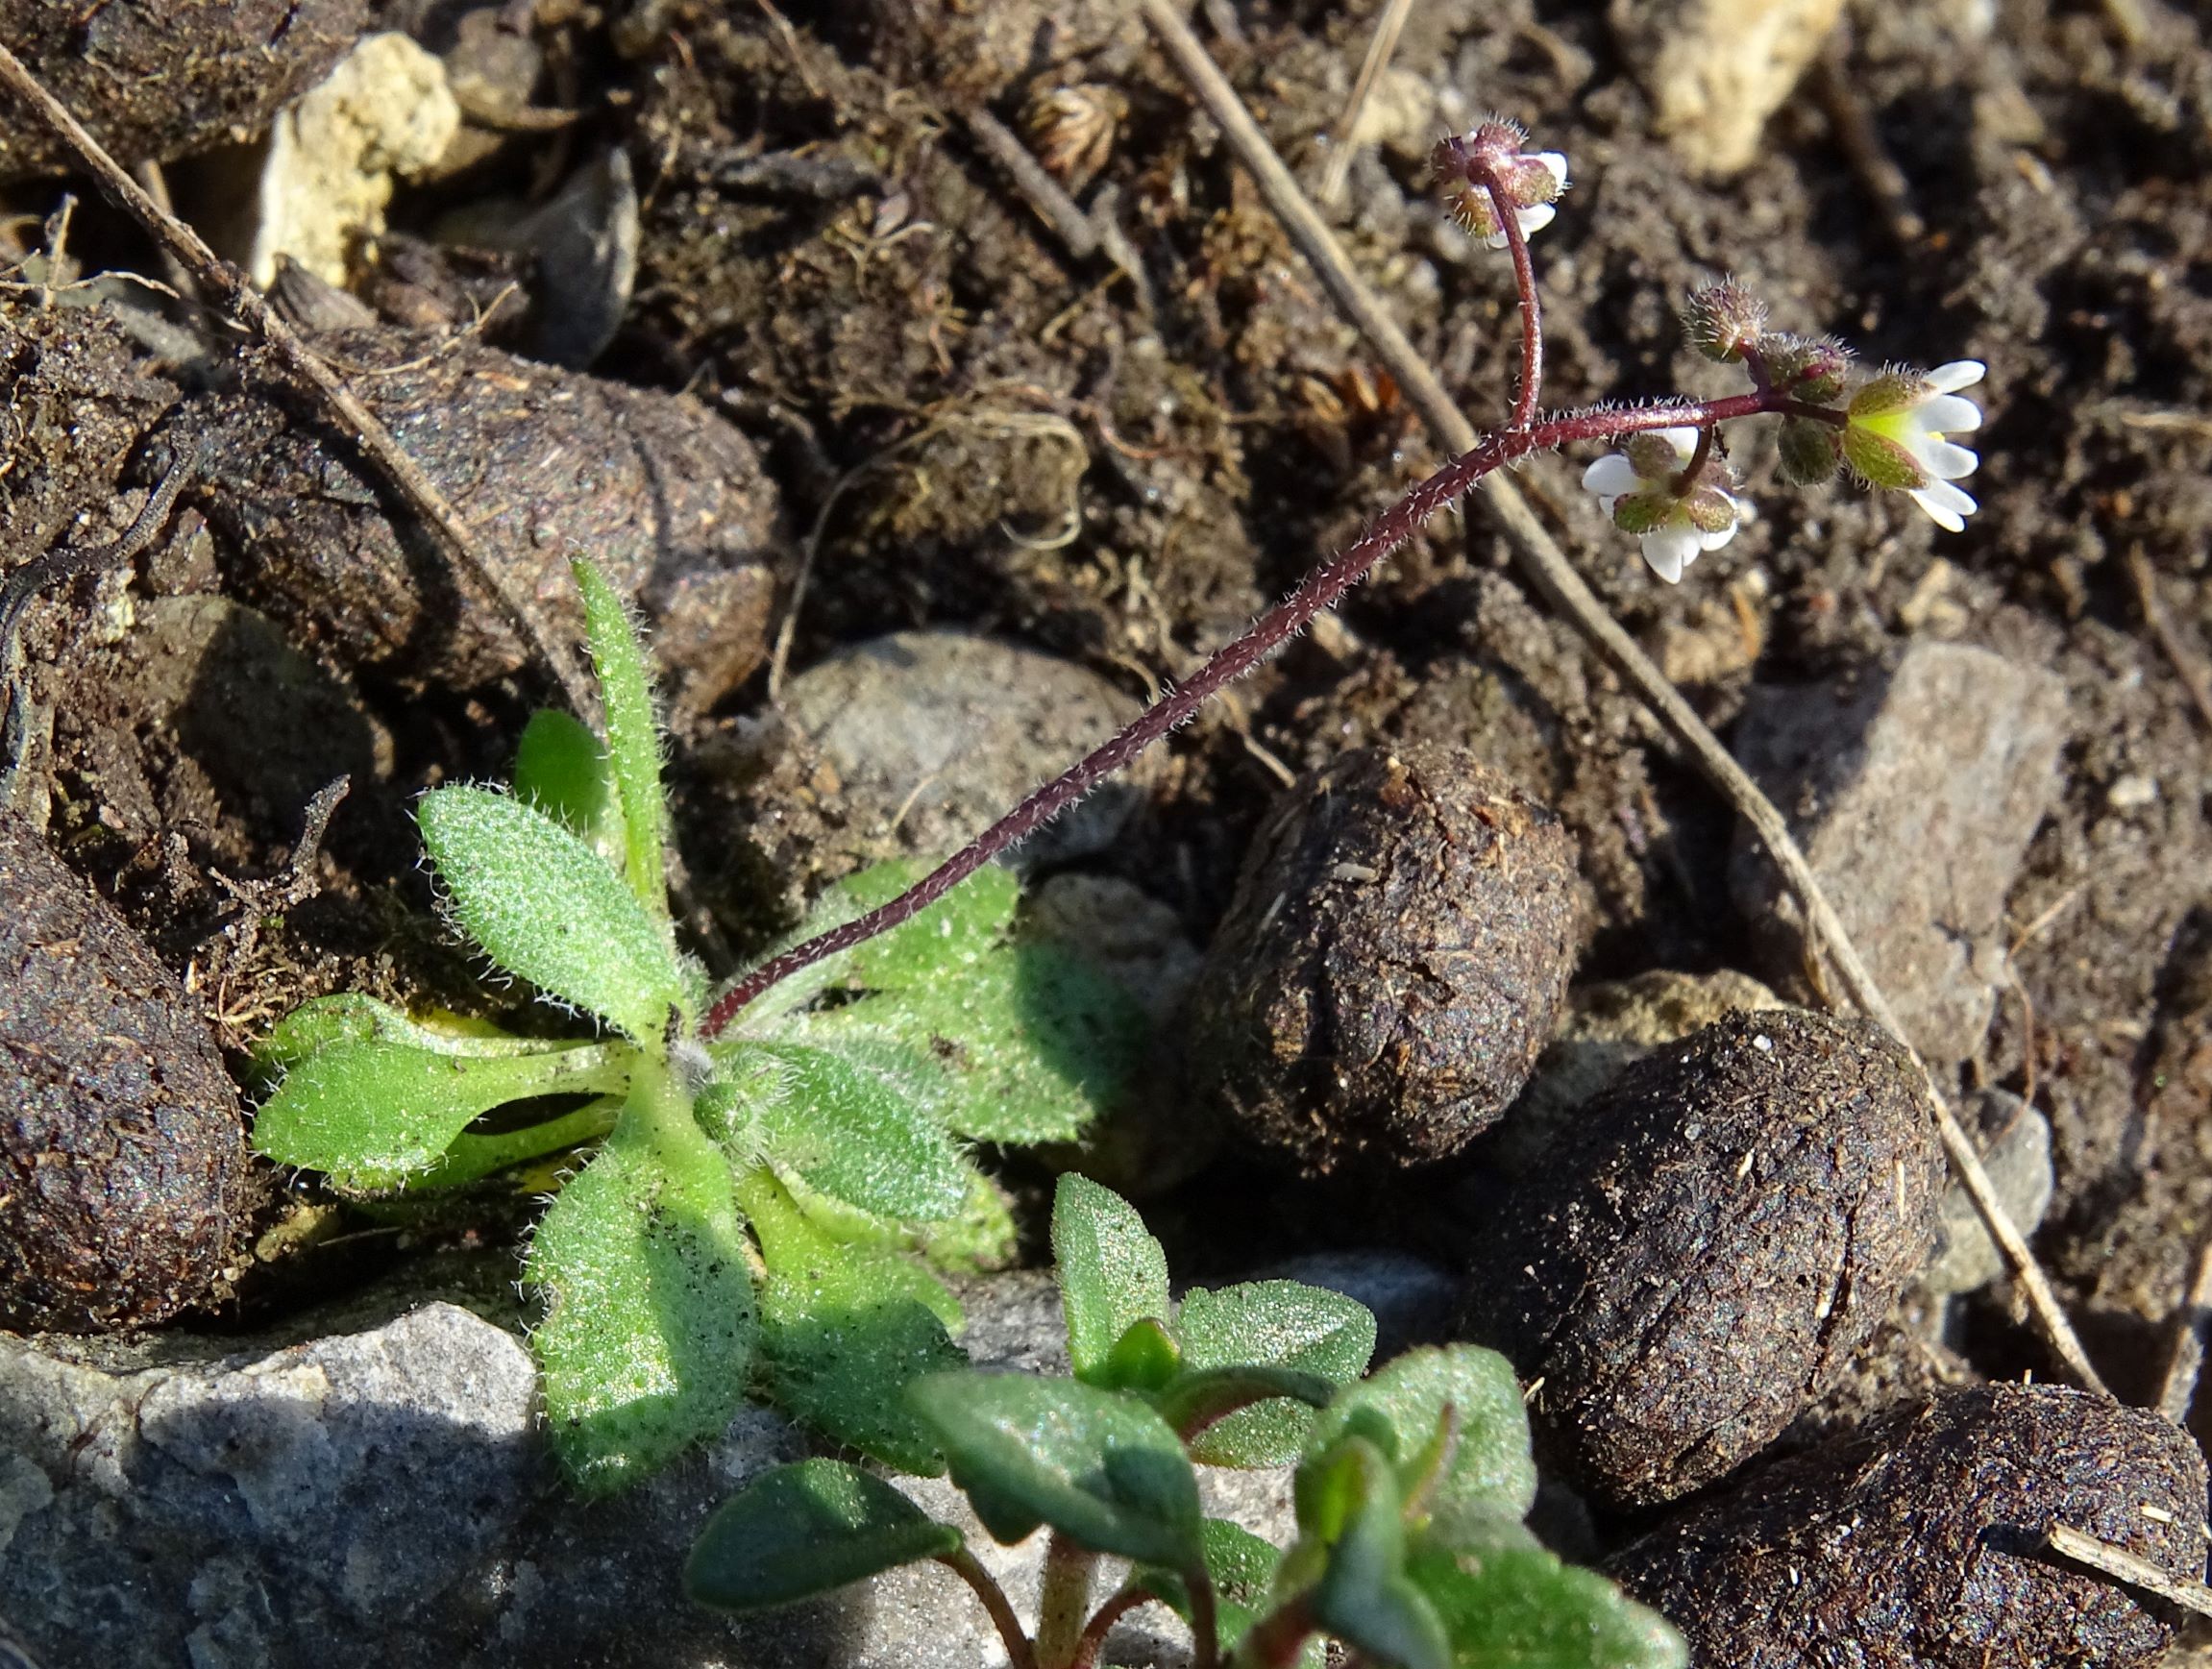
[1606, 1384, 2206, 1669]
[0, 0, 366, 182]
[0, 813, 254, 1331]
[1185, 745, 1579, 1175]
[187, 327, 784, 718]
[0, 296, 179, 557]
[1462, 1009, 1943, 1508]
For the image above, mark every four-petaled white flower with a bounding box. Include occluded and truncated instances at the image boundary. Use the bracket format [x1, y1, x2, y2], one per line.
[1842, 360, 1986, 532]
[1433, 126, 1568, 250]
[1581, 427, 1742, 584]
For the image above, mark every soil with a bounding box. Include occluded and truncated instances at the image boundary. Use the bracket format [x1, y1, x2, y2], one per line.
[1, 0, 2209, 1654]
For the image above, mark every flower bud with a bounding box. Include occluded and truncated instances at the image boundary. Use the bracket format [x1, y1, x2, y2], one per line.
[1776, 417, 1843, 486]
[1763, 334, 1851, 402]
[1681, 281, 1770, 363]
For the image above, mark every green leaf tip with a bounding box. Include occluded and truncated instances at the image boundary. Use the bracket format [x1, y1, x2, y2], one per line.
[418, 785, 687, 1042]
[570, 556, 672, 927]
[1051, 1174, 1171, 1386]
[686, 1460, 959, 1613]
[907, 1371, 1202, 1567]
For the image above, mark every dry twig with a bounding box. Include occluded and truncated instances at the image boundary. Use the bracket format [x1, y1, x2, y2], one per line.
[1137, 0, 2110, 1398]
[0, 41, 593, 717]
[2157, 1229, 2212, 1426]
[2047, 1522, 2212, 1619]
[1317, 0, 1419, 210]
[2126, 546, 2212, 735]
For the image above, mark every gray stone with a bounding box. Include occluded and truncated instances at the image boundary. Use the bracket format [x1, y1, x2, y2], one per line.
[1, 1276, 1302, 1668]
[1729, 643, 2069, 1065]
[780, 631, 1152, 867]
[1922, 1092, 2055, 1296]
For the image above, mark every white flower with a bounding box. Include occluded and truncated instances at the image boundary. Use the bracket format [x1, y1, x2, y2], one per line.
[1842, 360, 1985, 533]
[1581, 426, 1742, 584]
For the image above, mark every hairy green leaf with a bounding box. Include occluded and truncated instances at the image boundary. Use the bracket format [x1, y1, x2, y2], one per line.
[1304, 1346, 1537, 1528]
[741, 1166, 964, 1474]
[731, 860, 1019, 1027]
[1305, 1437, 1449, 1669]
[514, 708, 623, 861]
[1156, 1363, 1339, 1451]
[572, 556, 671, 925]
[907, 1371, 1202, 1566]
[1408, 1526, 1687, 1669]
[255, 994, 549, 1080]
[528, 1066, 756, 1490]
[717, 1036, 971, 1221]
[832, 940, 1148, 1142]
[254, 1038, 627, 1190]
[419, 785, 687, 1040]
[1051, 1174, 1171, 1386]
[686, 1460, 961, 1613]
[1176, 1282, 1376, 1468]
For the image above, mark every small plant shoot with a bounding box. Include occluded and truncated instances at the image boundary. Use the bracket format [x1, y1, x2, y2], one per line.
[688, 1177, 1684, 1669]
[253, 556, 1148, 1488]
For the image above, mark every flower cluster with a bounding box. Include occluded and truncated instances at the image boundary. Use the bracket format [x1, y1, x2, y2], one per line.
[1432, 120, 1568, 250]
[1581, 429, 1742, 584]
[1590, 275, 1984, 579]
[1426, 123, 1993, 581]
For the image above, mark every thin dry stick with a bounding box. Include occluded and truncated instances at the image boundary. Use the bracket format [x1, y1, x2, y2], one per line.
[2157, 1228, 2212, 1426]
[2047, 1523, 2212, 1619]
[1317, 0, 1419, 209]
[0, 42, 593, 718]
[1137, 0, 2110, 1399]
[2126, 546, 2212, 735]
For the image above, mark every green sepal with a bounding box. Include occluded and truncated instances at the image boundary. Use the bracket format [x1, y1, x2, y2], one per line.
[527, 1063, 757, 1492]
[907, 1371, 1203, 1566]
[1622, 434, 1681, 479]
[1303, 1346, 1537, 1528]
[1846, 369, 1921, 418]
[1609, 492, 1678, 536]
[571, 556, 672, 927]
[254, 1037, 627, 1191]
[514, 708, 622, 861]
[741, 1166, 965, 1474]
[1776, 417, 1842, 486]
[1175, 1281, 1376, 1468]
[714, 1036, 971, 1221]
[686, 1459, 962, 1614]
[1051, 1174, 1172, 1386]
[1840, 422, 1927, 491]
[1407, 1523, 1687, 1669]
[418, 786, 688, 1041]
[1682, 486, 1736, 534]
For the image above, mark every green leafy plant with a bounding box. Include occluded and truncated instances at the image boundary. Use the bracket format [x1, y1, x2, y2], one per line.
[252, 557, 1147, 1488]
[686, 1175, 1684, 1669]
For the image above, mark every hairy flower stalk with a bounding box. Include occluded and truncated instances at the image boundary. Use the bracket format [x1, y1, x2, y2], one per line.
[700, 127, 1974, 1036]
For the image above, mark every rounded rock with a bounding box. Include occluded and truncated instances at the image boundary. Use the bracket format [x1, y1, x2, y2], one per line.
[1606, 1384, 2205, 1668]
[1462, 1008, 1943, 1507]
[1187, 745, 1579, 1175]
[0, 816, 254, 1331]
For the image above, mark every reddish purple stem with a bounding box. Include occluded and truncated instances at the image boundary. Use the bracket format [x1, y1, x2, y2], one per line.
[700, 388, 1806, 1037]
[1488, 178, 1544, 431]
